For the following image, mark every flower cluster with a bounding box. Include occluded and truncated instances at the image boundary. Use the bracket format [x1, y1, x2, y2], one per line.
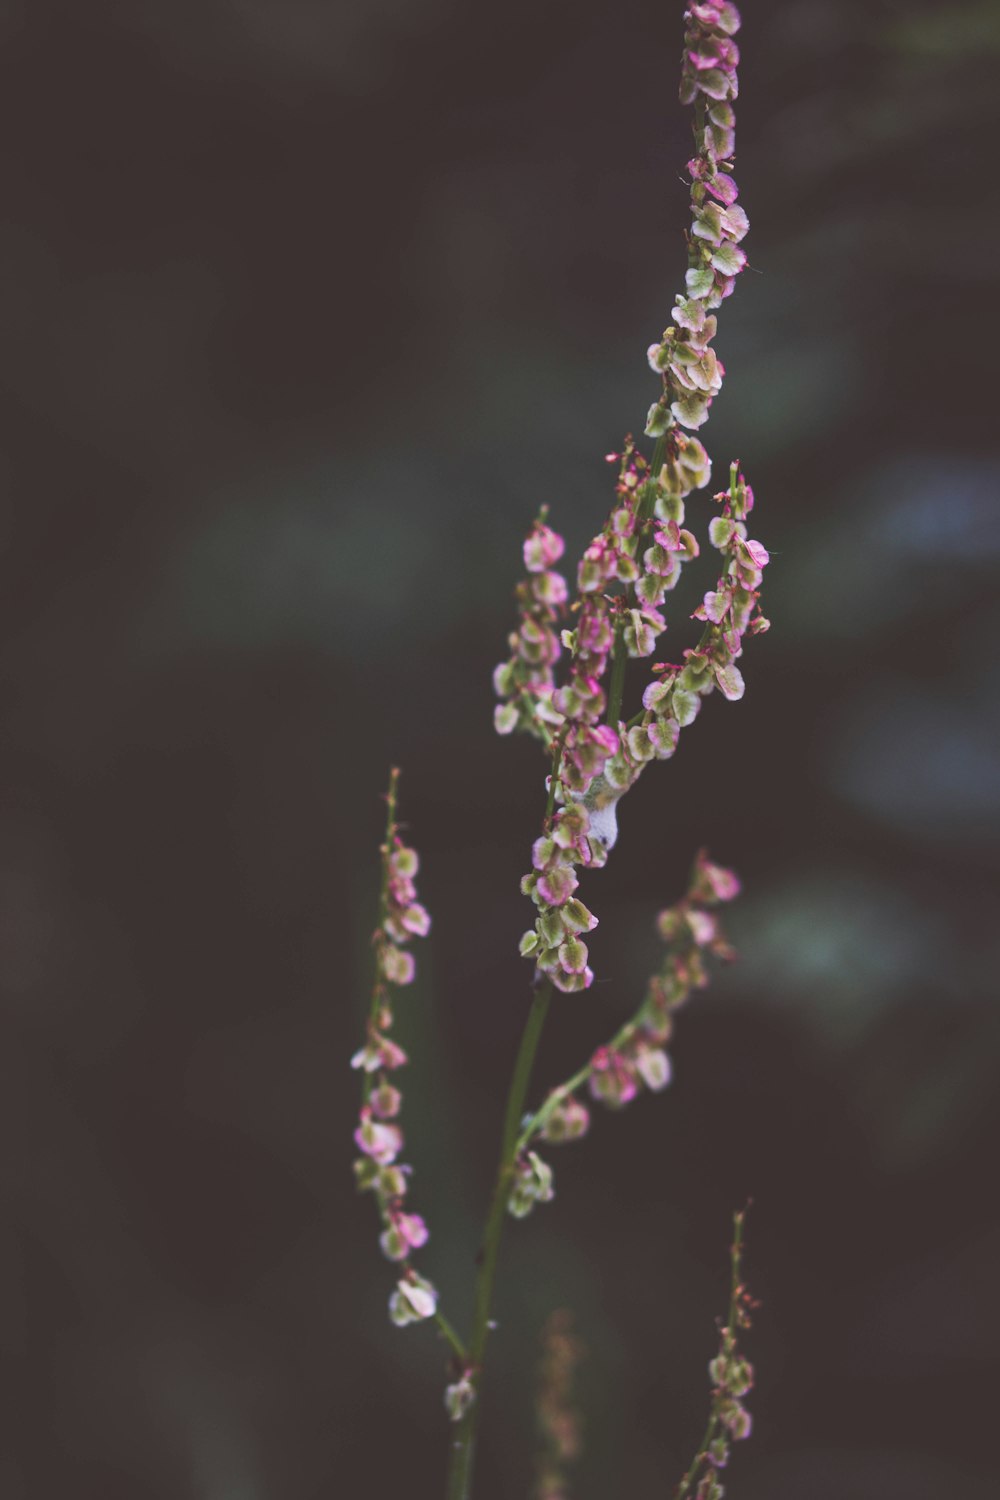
[510, 850, 740, 1216]
[493, 513, 568, 741]
[493, 498, 624, 797]
[676, 1208, 756, 1499]
[352, 8, 768, 1491]
[514, 429, 733, 992]
[631, 464, 770, 761]
[647, 2, 746, 439]
[519, 809, 601, 993]
[508, 1150, 556, 1219]
[351, 774, 437, 1327]
[498, 1, 759, 1001]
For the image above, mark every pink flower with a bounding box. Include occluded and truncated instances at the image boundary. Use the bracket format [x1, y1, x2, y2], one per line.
[686, 909, 718, 946]
[536, 863, 579, 907]
[381, 945, 416, 985]
[540, 1093, 591, 1143]
[694, 852, 741, 903]
[380, 1208, 430, 1260]
[388, 1272, 438, 1326]
[523, 522, 565, 573]
[634, 1043, 672, 1092]
[355, 1107, 403, 1165]
[588, 1047, 639, 1109]
[399, 902, 431, 937]
[350, 1033, 408, 1073]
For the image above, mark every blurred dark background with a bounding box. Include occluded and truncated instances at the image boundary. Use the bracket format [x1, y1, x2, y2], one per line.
[3, 0, 999, 1496]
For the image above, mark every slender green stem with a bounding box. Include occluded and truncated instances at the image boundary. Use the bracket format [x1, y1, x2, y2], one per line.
[436, 1311, 467, 1363]
[446, 981, 553, 1500]
[646, 433, 667, 501]
[674, 1397, 720, 1498]
[447, 257, 688, 1500]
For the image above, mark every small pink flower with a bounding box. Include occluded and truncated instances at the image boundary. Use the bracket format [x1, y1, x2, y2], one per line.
[380, 1207, 430, 1260]
[390, 846, 418, 879]
[377, 1034, 408, 1070]
[388, 1272, 438, 1326]
[350, 1033, 408, 1073]
[536, 863, 579, 907]
[647, 717, 680, 759]
[557, 935, 589, 974]
[540, 1093, 591, 1143]
[697, 588, 731, 624]
[381, 945, 416, 985]
[695, 853, 741, 903]
[400, 903, 431, 936]
[589, 1046, 639, 1109]
[686, 909, 718, 947]
[742, 537, 769, 569]
[634, 1043, 672, 1092]
[714, 663, 745, 701]
[523, 522, 566, 573]
[550, 963, 594, 994]
[507, 1151, 555, 1218]
[370, 1080, 402, 1118]
[396, 1210, 429, 1250]
[532, 569, 569, 607]
[355, 1108, 403, 1165]
[532, 836, 559, 871]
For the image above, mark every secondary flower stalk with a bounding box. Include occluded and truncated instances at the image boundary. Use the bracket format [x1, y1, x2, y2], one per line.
[350, 769, 463, 1357]
[516, 850, 741, 1180]
[675, 1206, 757, 1500]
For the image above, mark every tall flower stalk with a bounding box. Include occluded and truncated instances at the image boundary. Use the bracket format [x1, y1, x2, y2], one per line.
[674, 1208, 756, 1500]
[352, 6, 765, 1497]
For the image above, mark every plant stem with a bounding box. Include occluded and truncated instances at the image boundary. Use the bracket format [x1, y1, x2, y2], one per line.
[516, 1009, 642, 1154]
[445, 980, 553, 1500]
[646, 433, 667, 499]
[436, 1311, 468, 1362]
[448, 362, 678, 1500]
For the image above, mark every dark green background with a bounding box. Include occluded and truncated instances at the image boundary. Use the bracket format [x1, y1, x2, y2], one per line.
[3, 1, 999, 1495]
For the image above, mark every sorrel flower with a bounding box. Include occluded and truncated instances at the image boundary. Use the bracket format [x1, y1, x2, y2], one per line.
[648, 2, 746, 438]
[494, 0, 765, 1006]
[354, 8, 765, 1496]
[675, 1206, 756, 1499]
[351, 770, 438, 1327]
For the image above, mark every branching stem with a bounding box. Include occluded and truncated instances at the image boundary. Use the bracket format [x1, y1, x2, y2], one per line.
[445, 981, 553, 1500]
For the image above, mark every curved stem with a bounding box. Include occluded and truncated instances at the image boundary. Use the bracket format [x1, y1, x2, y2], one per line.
[446, 981, 553, 1500]
[436, 1311, 467, 1363]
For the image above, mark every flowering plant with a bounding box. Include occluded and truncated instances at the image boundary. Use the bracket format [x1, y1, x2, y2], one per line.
[352, 4, 764, 1495]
